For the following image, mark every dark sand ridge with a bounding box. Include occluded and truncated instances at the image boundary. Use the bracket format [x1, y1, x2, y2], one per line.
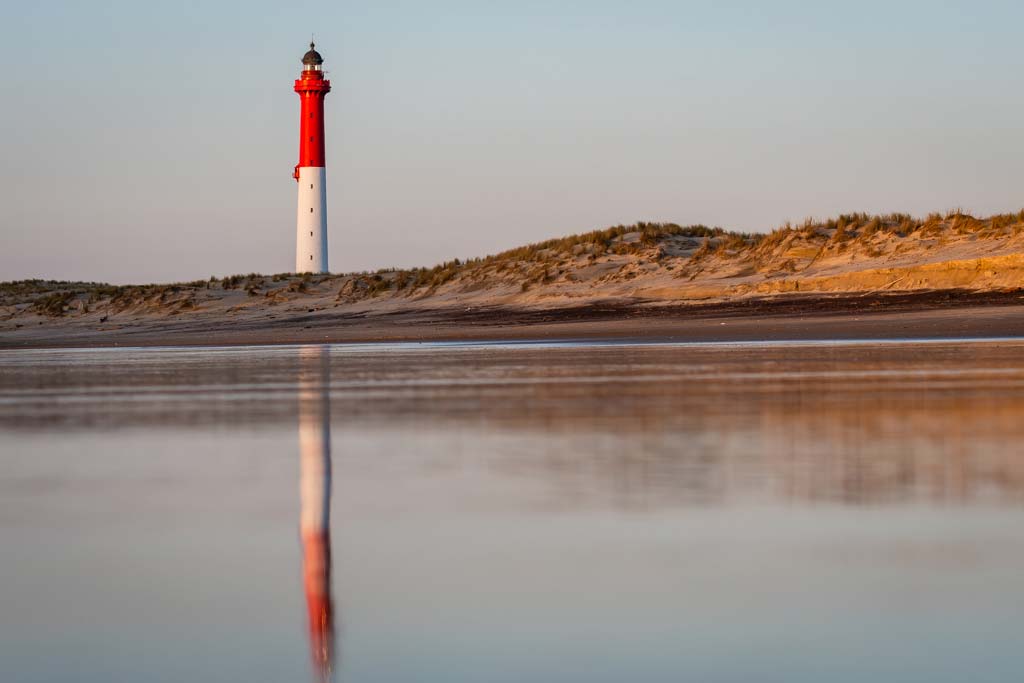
[3, 290, 1024, 349]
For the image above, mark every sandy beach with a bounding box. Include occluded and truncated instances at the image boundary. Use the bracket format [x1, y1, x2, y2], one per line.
[6, 214, 1024, 349]
[3, 290, 1024, 349]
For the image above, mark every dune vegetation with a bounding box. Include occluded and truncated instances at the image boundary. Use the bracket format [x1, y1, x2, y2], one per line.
[4, 209, 1024, 321]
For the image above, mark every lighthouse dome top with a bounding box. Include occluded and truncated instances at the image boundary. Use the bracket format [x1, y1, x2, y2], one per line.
[302, 42, 324, 67]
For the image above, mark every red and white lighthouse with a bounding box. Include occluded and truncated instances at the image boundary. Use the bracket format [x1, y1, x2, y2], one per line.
[294, 42, 332, 273]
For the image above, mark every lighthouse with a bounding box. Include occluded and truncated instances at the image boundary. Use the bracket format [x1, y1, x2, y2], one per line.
[294, 43, 332, 274]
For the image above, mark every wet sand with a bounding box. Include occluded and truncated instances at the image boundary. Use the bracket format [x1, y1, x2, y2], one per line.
[5, 333, 1024, 681]
[3, 290, 1024, 349]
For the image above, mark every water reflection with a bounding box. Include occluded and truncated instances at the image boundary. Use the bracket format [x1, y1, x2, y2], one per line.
[298, 346, 334, 683]
[5, 343, 1024, 511]
[5, 342, 1024, 682]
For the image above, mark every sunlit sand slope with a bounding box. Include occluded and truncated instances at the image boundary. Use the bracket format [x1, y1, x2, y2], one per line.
[4, 211, 1024, 328]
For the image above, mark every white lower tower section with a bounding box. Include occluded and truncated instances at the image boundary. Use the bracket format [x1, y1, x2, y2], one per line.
[296, 167, 329, 273]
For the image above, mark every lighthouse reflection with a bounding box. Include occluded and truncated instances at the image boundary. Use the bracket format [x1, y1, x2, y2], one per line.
[297, 345, 335, 683]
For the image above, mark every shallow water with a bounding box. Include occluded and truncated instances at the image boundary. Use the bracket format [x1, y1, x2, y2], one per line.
[2, 340, 1024, 683]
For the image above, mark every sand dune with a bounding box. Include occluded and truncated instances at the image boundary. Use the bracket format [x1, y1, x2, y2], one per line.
[4, 210, 1024, 347]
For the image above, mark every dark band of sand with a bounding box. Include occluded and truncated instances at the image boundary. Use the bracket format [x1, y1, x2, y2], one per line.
[4, 290, 1024, 349]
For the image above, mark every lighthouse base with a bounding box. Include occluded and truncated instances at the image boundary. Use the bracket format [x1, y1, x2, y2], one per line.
[296, 167, 329, 274]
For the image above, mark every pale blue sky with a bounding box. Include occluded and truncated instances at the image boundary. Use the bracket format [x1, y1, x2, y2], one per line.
[1, 1, 1022, 283]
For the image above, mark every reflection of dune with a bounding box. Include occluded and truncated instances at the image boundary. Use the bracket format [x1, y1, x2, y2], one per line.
[298, 346, 334, 683]
[7, 342, 1024, 513]
[473, 385, 1024, 509]
[277, 343, 1024, 511]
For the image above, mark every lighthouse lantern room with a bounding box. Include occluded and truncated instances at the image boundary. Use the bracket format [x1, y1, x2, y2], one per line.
[294, 42, 332, 274]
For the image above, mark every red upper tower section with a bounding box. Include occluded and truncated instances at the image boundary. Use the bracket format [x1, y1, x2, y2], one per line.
[293, 42, 331, 180]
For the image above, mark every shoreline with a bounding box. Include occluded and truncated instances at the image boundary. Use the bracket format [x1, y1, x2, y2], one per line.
[3, 290, 1024, 350]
